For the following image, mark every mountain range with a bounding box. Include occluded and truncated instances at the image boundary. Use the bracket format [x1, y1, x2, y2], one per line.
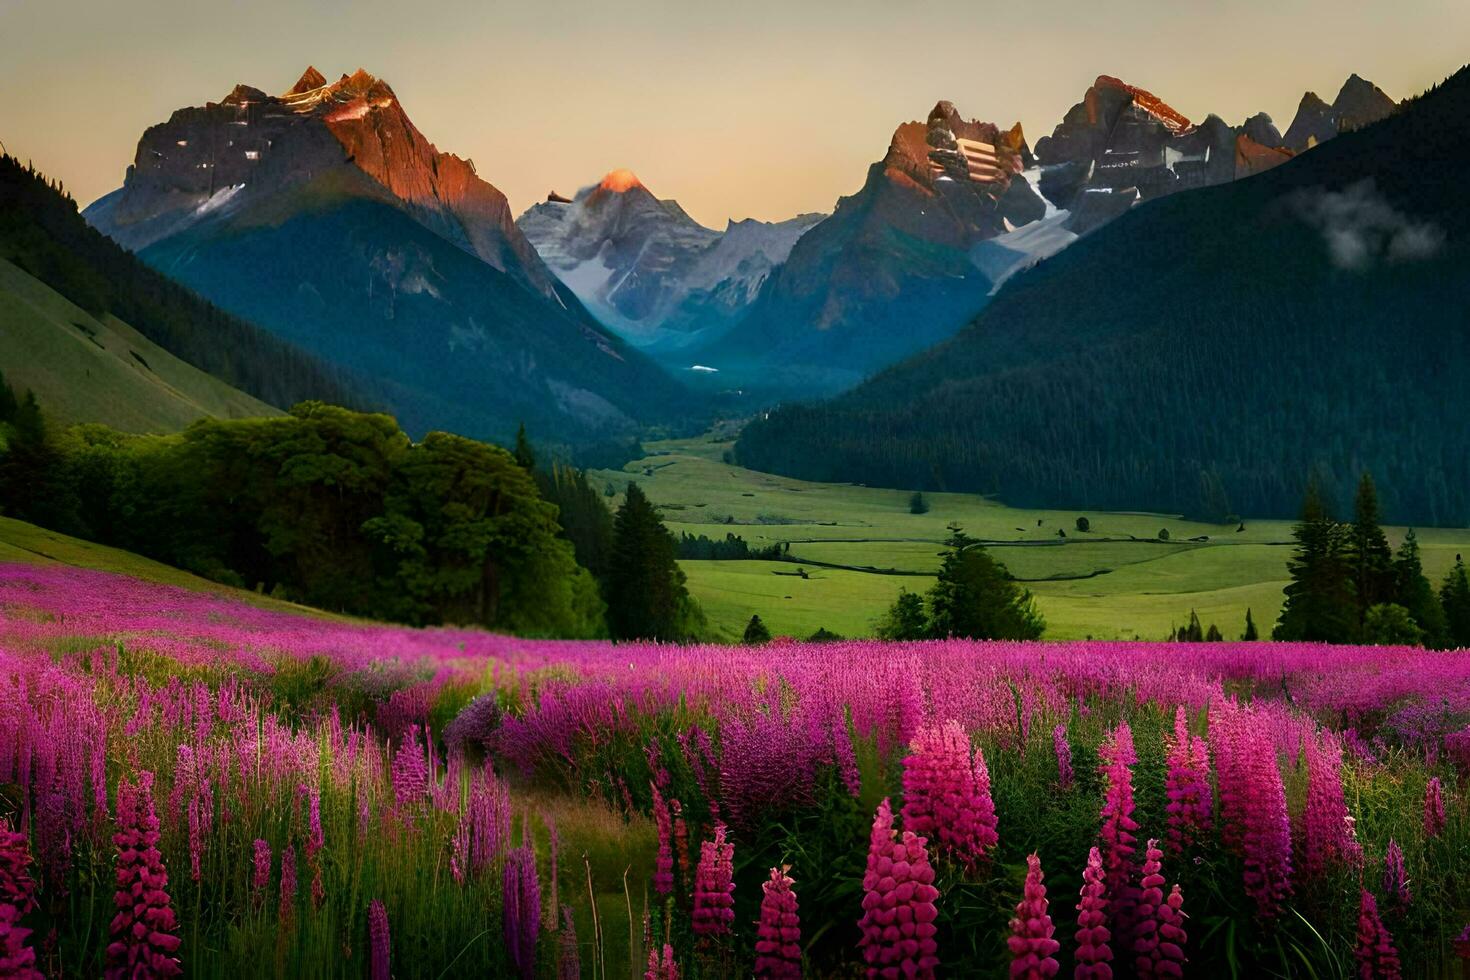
[83, 67, 692, 453]
[513, 74, 1397, 397]
[735, 65, 1468, 525]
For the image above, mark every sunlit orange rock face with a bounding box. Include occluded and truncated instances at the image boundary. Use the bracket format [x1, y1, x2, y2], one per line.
[597, 169, 644, 193]
[95, 66, 558, 298]
[1234, 134, 1294, 178]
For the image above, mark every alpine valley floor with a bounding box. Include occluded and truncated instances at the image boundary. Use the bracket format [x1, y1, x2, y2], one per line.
[592, 435, 1470, 642]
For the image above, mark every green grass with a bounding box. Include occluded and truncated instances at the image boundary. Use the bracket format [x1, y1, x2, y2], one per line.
[0, 258, 279, 433]
[594, 435, 1470, 641]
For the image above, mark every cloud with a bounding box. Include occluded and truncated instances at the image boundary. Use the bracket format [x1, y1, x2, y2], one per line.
[1294, 179, 1444, 271]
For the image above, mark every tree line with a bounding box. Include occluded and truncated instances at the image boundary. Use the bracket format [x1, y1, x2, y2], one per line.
[0, 382, 703, 642]
[1275, 473, 1470, 647]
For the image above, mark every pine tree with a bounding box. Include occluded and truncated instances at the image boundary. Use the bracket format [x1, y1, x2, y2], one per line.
[605, 483, 701, 642]
[1440, 554, 1470, 649]
[1274, 480, 1356, 642]
[908, 491, 929, 515]
[925, 525, 1044, 640]
[1393, 529, 1447, 647]
[742, 615, 772, 645]
[1242, 608, 1259, 641]
[1346, 473, 1394, 625]
[1205, 623, 1223, 642]
[513, 423, 536, 471]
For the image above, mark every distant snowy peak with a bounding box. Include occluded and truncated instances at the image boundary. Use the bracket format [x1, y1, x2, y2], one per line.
[517, 174, 823, 344]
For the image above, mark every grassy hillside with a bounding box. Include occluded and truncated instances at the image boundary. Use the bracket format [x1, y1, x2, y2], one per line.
[594, 435, 1470, 641]
[0, 259, 279, 432]
[0, 515, 335, 618]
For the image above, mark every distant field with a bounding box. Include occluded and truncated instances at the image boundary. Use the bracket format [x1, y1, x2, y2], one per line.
[593, 435, 1470, 641]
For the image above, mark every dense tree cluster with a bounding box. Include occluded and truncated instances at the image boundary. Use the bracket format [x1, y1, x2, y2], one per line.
[1275, 474, 1470, 647]
[675, 532, 784, 561]
[0, 154, 371, 413]
[876, 525, 1044, 641]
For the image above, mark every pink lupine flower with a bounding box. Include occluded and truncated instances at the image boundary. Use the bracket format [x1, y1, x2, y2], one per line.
[0, 820, 37, 913]
[0, 905, 42, 980]
[279, 843, 298, 925]
[857, 798, 940, 979]
[503, 844, 540, 980]
[1383, 839, 1409, 907]
[106, 771, 183, 979]
[644, 942, 680, 980]
[651, 782, 674, 896]
[1099, 721, 1140, 935]
[1053, 724, 1073, 790]
[834, 708, 862, 798]
[391, 725, 430, 809]
[1074, 846, 1112, 980]
[1006, 852, 1060, 979]
[754, 866, 801, 979]
[1163, 707, 1211, 854]
[1238, 720, 1294, 919]
[1355, 889, 1402, 980]
[1424, 777, 1446, 839]
[901, 720, 998, 871]
[1132, 839, 1186, 978]
[1453, 922, 1470, 960]
[692, 823, 736, 937]
[368, 898, 391, 980]
[251, 839, 271, 899]
[1301, 731, 1360, 878]
[559, 906, 580, 980]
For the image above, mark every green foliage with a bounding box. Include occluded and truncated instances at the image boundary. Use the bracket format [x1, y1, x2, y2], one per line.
[875, 590, 927, 640]
[1393, 529, 1447, 647]
[742, 614, 772, 645]
[925, 525, 1045, 640]
[909, 491, 930, 515]
[513, 422, 536, 471]
[674, 531, 781, 561]
[605, 483, 703, 641]
[1074, 516, 1090, 533]
[807, 627, 843, 643]
[1348, 473, 1395, 624]
[1158, 527, 1170, 542]
[1440, 554, 1470, 648]
[1362, 603, 1425, 646]
[1274, 480, 1357, 642]
[1242, 607, 1259, 641]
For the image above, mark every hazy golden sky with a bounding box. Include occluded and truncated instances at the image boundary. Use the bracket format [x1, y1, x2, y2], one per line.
[2, 0, 1466, 227]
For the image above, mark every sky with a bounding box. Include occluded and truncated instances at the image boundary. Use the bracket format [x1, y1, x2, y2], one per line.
[2, 0, 1467, 228]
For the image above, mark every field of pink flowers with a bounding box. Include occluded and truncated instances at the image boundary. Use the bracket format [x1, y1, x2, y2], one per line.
[1, 560, 1468, 977]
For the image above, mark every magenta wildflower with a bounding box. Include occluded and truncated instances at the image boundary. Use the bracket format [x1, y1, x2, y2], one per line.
[671, 798, 691, 880]
[251, 839, 270, 899]
[857, 798, 940, 979]
[901, 719, 998, 871]
[1163, 707, 1211, 854]
[1053, 724, 1073, 790]
[644, 942, 679, 980]
[391, 725, 430, 809]
[651, 782, 674, 896]
[0, 820, 37, 913]
[559, 906, 580, 980]
[1355, 889, 1402, 980]
[503, 844, 541, 980]
[754, 866, 801, 979]
[1132, 839, 1186, 978]
[1238, 718, 1294, 919]
[0, 905, 42, 980]
[279, 843, 297, 925]
[1301, 731, 1361, 878]
[106, 770, 183, 979]
[1424, 777, 1446, 839]
[1006, 852, 1060, 979]
[1074, 846, 1113, 980]
[1454, 922, 1470, 960]
[692, 823, 736, 937]
[1383, 839, 1409, 907]
[1099, 721, 1140, 935]
[368, 898, 391, 980]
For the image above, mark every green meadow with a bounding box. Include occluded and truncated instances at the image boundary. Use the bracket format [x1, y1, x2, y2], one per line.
[594, 435, 1470, 642]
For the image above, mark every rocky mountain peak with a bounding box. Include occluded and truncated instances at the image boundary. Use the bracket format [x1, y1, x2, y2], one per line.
[286, 66, 328, 95]
[598, 169, 644, 193]
[1091, 75, 1192, 132]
